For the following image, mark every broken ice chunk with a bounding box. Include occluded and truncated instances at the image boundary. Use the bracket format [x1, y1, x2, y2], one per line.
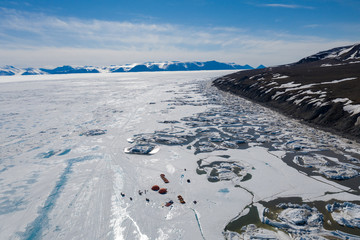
[80, 129, 106, 136]
[326, 202, 360, 228]
[124, 144, 160, 155]
[222, 141, 238, 149]
[235, 139, 246, 144]
[317, 166, 358, 180]
[154, 136, 187, 145]
[209, 137, 224, 143]
[266, 203, 323, 231]
[293, 145, 303, 151]
[293, 155, 328, 168]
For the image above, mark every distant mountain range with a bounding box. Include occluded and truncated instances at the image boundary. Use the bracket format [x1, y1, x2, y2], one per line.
[0, 61, 264, 76]
[213, 43, 360, 140]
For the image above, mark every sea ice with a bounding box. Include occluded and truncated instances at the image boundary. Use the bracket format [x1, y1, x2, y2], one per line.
[225, 224, 289, 240]
[124, 144, 160, 155]
[293, 155, 328, 168]
[317, 165, 358, 180]
[2, 70, 360, 240]
[265, 203, 323, 233]
[326, 202, 360, 228]
[80, 129, 106, 136]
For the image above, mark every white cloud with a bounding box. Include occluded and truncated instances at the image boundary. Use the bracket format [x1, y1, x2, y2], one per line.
[303, 24, 321, 28]
[0, 40, 353, 69]
[0, 7, 354, 68]
[261, 3, 314, 9]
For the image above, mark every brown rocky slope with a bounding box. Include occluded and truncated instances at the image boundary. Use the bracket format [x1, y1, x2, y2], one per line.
[213, 43, 360, 141]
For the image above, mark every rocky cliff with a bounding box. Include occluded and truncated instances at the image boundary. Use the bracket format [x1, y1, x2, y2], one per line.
[213, 44, 360, 141]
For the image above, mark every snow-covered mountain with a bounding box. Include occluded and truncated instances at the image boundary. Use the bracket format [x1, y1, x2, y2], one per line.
[0, 61, 255, 76]
[0, 65, 24, 76]
[297, 43, 360, 65]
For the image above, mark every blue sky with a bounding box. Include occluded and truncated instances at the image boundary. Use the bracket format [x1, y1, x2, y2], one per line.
[0, 0, 359, 67]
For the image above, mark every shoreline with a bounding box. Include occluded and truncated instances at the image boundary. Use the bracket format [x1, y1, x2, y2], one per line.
[212, 65, 360, 143]
[216, 85, 360, 143]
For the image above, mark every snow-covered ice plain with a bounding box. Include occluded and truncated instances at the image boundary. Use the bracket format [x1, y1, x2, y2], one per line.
[1, 71, 360, 240]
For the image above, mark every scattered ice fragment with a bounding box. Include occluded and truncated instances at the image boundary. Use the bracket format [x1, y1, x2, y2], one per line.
[293, 145, 302, 151]
[279, 208, 314, 226]
[286, 140, 305, 151]
[159, 120, 180, 124]
[265, 203, 323, 232]
[222, 141, 238, 148]
[209, 137, 224, 142]
[235, 139, 246, 144]
[154, 136, 187, 145]
[293, 155, 328, 168]
[326, 202, 360, 228]
[124, 144, 160, 155]
[197, 159, 248, 183]
[80, 129, 106, 136]
[317, 166, 358, 180]
[348, 157, 360, 164]
[224, 224, 281, 240]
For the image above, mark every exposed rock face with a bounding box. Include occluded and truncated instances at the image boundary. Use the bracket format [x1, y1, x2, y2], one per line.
[213, 44, 360, 141]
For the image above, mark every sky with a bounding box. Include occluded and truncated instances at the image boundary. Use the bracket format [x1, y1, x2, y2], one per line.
[0, 0, 359, 68]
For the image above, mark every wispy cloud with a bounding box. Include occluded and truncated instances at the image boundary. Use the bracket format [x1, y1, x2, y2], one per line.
[0, 7, 353, 68]
[0, 7, 238, 51]
[261, 3, 314, 9]
[303, 24, 321, 28]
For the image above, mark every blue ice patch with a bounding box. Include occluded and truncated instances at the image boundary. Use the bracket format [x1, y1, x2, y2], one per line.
[218, 188, 230, 193]
[0, 197, 25, 215]
[19, 155, 100, 240]
[38, 150, 57, 158]
[57, 149, 71, 156]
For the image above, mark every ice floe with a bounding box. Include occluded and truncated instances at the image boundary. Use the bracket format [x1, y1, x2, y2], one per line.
[317, 165, 358, 180]
[80, 129, 107, 136]
[1, 71, 360, 240]
[124, 144, 160, 155]
[224, 224, 286, 240]
[264, 203, 323, 233]
[326, 202, 360, 228]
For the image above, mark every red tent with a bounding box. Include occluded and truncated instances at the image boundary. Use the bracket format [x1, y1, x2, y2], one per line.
[151, 185, 160, 191]
[159, 188, 167, 194]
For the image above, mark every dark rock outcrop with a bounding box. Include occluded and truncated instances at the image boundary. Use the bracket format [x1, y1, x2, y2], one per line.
[213, 43, 360, 141]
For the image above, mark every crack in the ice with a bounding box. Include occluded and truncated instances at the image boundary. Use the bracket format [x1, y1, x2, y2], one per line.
[19, 155, 99, 240]
[191, 208, 206, 240]
[266, 150, 355, 195]
[223, 183, 256, 235]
